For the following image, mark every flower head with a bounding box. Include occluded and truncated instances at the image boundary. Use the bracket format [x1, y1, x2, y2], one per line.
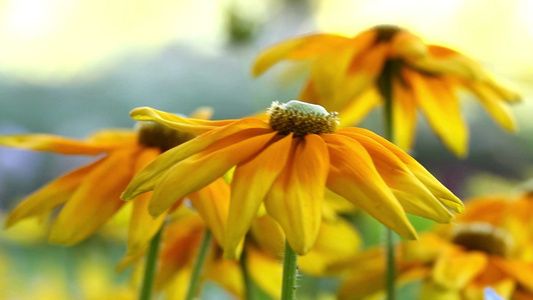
[122, 100, 463, 257]
[1, 108, 223, 253]
[253, 25, 521, 157]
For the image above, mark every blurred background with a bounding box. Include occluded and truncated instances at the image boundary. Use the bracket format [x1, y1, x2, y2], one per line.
[1, 0, 532, 298]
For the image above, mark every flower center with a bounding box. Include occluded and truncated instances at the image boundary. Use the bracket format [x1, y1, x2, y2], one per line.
[374, 25, 401, 43]
[268, 100, 338, 137]
[137, 121, 195, 152]
[451, 222, 513, 257]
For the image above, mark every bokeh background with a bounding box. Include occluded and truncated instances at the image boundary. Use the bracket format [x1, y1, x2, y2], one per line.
[1, 0, 532, 298]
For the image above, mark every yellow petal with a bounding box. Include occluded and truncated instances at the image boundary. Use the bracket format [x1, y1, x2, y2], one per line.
[188, 107, 214, 120]
[492, 257, 533, 292]
[337, 87, 382, 127]
[322, 134, 417, 240]
[225, 134, 293, 258]
[48, 148, 137, 245]
[405, 69, 468, 157]
[465, 81, 517, 132]
[299, 218, 362, 276]
[339, 131, 454, 223]
[420, 281, 462, 300]
[0, 134, 127, 155]
[252, 33, 351, 76]
[392, 77, 417, 151]
[246, 245, 282, 299]
[337, 128, 463, 213]
[122, 118, 271, 200]
[149, 130, 277, 217]
[127, 148, 167, 254]
[188, 177, 230, 247]
[130, 107, 236, 136]
[6, 159, 101, 228]
[205, 259, 243, 298]
[432, 251, 487, 290]
[264, 134, 329, 255]
[249, 214, 285, 258]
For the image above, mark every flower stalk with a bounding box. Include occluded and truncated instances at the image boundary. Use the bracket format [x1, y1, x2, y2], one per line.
[139, 227, 164, 300]
[185, 229, 213, 300]
[378, 60, 397, 300]
[281, 241, 299, 300]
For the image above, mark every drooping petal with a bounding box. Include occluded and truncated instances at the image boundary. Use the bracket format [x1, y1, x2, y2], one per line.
[464, 81, 517, 132]
[6, 159, 103, 228]
[188, 177, 230, 247]
[491, 257, 533, 292]
[322, 134, 417, 239]
[48, 148, 138, 245]
[252, 33, 351, 76]
[339, 131, 454, 223]
[264, 134, 329, 255]
[149, 130, 277, 217]
[404, 69, 468, 157]
[127, 148, 167, 254]
[225, 134, 293, 258]
[392, 76, 417, 151]
[337, 87, 382, 127]
[130, 107, 237, 136]
[205, 259, 243, 298]
[122, 119, 272, 200]
[432, 251, 488, 290]
[0, 134, 128, 155]
[338, 127, 463, 213]
[249, 214, 285, 258]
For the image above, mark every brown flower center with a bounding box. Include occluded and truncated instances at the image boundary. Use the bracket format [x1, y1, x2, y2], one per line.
[374, 25, 401, 43]
[137, 121, 195, 152]
[268, 100, 338, 137]
[451, 223, 513, 257]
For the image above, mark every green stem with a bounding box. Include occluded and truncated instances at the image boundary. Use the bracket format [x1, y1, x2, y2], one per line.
[281, 241, 299, 300]
[139, 227, 163, 300]
[185, 229, 212, 300]
[240, 247, 254, 300]
[378, 60, 397, 300]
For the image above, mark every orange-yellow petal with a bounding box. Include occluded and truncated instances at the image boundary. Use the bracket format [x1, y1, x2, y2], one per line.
[252, 33, 351, 76]
[264, 134, 329, 255]
[491, 257, 533, 292]
[48, 148, 137, 245]
[225, 134, 293, 258]
[249, 214, 285, 258]
[246, 245, 282, 299]
[432, 251, 488, 290]
[0, 134, 126, 155]
[339, 131, 454, 223]
[6, 159, 102, 228]
[127, 148, 166, 253]
[337, 87, 382, 127]
[130, 107, 236, 136]
[122, 118, 271, 200]
[322, 134, 417, 240]
[392, 77, 417, 151]
[341, 127, 464, 213]
[420, 281, 462, 300]
[405, 69, 468, 157]
[149, 130, 277, 217]
[188, 177, 230, 247]
[205, 259, 243, 298]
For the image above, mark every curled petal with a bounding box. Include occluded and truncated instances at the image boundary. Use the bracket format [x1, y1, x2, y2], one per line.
[322, 134, 417, 240]
[338, 127, 463, 213]
[130, 107, 236, 136]
[264, 135, 329, 255]
[122, 119, 271, 200]
[149, 130, 277, 217]
[49, 148, 138, 245]
[225, 134, 293, 258]
[6, 159, 103, 228]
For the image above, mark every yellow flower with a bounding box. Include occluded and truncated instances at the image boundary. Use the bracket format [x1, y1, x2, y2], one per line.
[253, 25, 520, 157]
[338, 197, 533, 300]
[122, 100, 463, 257]
[1, 108, 222, 253]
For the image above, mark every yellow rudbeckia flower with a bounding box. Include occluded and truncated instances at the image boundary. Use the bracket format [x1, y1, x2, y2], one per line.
[253, 25, 520, 157]
[338, 196, 533, 300]
[1, 108, 222, 252]
[122, 100, 463, 257]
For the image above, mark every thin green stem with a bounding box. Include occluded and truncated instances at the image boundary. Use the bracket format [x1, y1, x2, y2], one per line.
[378, 60, 397, 300]
[139, 227, 163, 300]
[281, 241, 299, 300]
[239, 247, 254, 300]
[185, 229, 212, 300]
